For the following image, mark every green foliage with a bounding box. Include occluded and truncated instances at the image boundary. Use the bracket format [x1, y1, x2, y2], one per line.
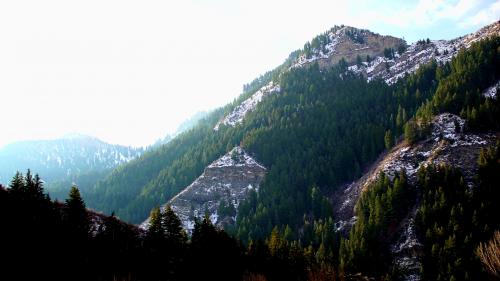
[0, 172, 256, 280]
[1, 33, 500, 281]
[384, 129, 394, 149]
[86, 109, 240, 223]
[398, 43, 407, 54]
[340, 171, 412, 277]
[247, 226, 310, 281]
[345, 28, 365, 44]
[81, 33, 500, 262]
[162, 205, 187, 245]
[404, 120, 418, 144]
[65, 185, 90, 237]
[189, 215, 245, 280]
[415, 145, 500, 281]
[218, 199, 236, 218]
[418, 37, 500, 130]
[235, 56, 439, 243]
[146, 206, 163, 241]
[84, 52, 296, 223]
[66, 185, 86, 209]
[356, 54, 363, 66]
[46, 168, 111, 201]
[384, 47, 395, 59]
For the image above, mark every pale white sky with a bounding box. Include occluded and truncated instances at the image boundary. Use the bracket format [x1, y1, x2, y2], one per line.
[0, 0, 498, 148]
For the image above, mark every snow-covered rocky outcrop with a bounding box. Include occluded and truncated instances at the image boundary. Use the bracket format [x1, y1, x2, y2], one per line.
[214, 82, 280, 130]
[334, 113, 494, 225]
[141, 146, 266, 233]
[484, 79, 500, 99]
[332, 113, 496, 281]
[391, 208, 423, 281]
[371, 20, 500, 84]
[291, 25, 405, 70]
[297, 21, 500, 85]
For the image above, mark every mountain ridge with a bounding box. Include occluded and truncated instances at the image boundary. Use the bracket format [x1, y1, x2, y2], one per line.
[1, 19, 499, 281]
[87, 21, 499, 232]
[213, 21, 500, 132]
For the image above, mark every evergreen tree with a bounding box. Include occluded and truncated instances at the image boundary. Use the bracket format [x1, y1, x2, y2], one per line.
[148, 207, 163, 236]
[340, 171, 412, 277]
[65, 185, 90, 236]
[404, 120, 418, 144]
[384, 129, 393, 149]
[162, 205, 187, 245]
[9, 171, 25, 193]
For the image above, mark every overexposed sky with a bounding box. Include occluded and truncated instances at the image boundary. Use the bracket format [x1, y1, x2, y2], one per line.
[0, 0, 498, 148]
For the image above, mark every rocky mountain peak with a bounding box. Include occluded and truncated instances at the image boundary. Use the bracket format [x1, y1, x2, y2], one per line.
[292, 25, 406, 69]
[216, 22, 500, 132]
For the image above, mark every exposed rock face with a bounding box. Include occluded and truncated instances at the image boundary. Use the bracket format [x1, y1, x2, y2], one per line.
[341, 21, 500, 84]
[484, 79, 500, 99]
[332, 113, 497, 281]
[291, 25, 405, 70]
[141, 146, 266, 233]
[391, 208, 423, 281]
[334, 113, 495, 226]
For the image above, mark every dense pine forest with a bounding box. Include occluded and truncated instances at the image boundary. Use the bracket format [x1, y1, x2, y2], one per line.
[1, 140, 497, 280]
[1, 172, 249, 281]
[2, 29, 499, 280]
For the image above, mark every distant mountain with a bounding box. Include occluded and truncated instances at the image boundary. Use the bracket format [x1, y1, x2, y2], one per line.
[0, 134, 143, 189]
[151, 111, 209, 148]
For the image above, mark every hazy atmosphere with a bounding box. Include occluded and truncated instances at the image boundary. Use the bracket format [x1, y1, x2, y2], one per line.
[1, 0, 498, 148]
[1, 1, 499, 280]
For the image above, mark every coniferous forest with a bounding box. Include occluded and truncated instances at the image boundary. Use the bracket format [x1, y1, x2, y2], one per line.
[1, 140, 498, 280]
[1, 29, 500, 280]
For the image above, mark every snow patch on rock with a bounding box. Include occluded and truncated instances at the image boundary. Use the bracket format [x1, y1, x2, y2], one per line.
[291, 27, 345, 69]
[141, 146, 266, 234]
[334, 216, 357, 232]
[214, 82, 280, 130]
[208, 147, 266, 169]
[332, 112, 496, 280]
[392, 211, 423, 281]
[377, 21, 500, 84]
[484, 80, 500, 99]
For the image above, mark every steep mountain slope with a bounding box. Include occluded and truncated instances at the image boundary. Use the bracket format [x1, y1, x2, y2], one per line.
[89, 20, 500, 237]
[334, 113, 495, 228]
[0, 134, 143, 185]
[213, 21, 500, 132]
[333, 113, 497, 280]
